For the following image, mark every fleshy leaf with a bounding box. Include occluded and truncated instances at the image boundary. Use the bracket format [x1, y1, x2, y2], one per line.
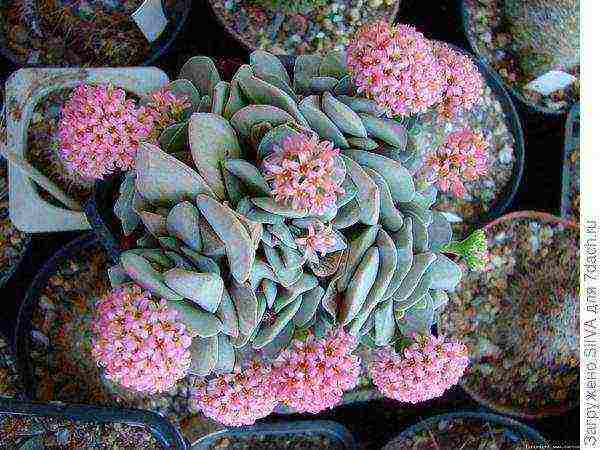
[359, 114, 408, 149]
[163, 268, 224, 313]
[170, 301, 223, 337]
[322, 91, 367, 138]
[166, 201, 202, 252]
[189, 336, 218, 376]
[341, 155, 379, 225]
[340, 247, 379, 325]
[197, 194, 255, 284]
[231, 105, 295, 141]
[120, 252, 181, 301]
[179, 56, 221, 97]
[189, 112, 242, 199]
[298, 96, 349, 148]
[135, 142, 213, 205]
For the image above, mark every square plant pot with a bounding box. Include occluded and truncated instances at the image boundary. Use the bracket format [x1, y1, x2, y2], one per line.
[5, 67, 169, 233]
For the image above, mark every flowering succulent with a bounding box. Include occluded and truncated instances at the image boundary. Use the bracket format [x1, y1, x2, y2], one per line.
[262, 133, 344, 215]
[368, 335, 469, 403]
[91, 285, 193, 394]
[271, 329, 360, 413]
[192, 360, 278, 427]
[434, 42, 484, 120]
[105, 46, 486, 425]
[347, 21, 447, 117]
[58, 84, 155, 180]
[424, 129, 488, 198]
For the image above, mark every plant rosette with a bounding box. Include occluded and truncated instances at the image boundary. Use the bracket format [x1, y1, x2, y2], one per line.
[77, 22, 501, 428]
[0, 159, 31, 288]
[441, 211, 579, 418]
[561, 103, 579, 221]
[0, 0, 191, 67]
[5, 67, 170, 233]
[382, 412, 546, 449]
[207, 0, 400, 55]
[462, 0, 579, 114]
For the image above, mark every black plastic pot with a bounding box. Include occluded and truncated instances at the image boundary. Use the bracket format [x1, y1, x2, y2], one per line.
[0, 0, 192, 68]
[561, 102, 580, 219]
[0, 397, 187, 450]
[460, 0, 574, 116]
[382, 411, 546, 450]
[14, 232, 100, 402]
[190, 420, 357, 450]
[88, 50, 524, 256]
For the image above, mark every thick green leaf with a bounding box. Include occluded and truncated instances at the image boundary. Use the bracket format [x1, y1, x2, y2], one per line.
[120, 252, 181, 301]
[179, 56, 221, 97]
[166, 201, 202, 252]
[170, 301, 223, 337]
[189, 336, 218, 376]
[163, 268, 224, 313]
[341, 155, 379, 225]
[340, 247, 379, 325]
[322, 92, 367, 138]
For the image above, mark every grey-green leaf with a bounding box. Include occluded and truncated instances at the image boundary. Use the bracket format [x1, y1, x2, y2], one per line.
[363, 167, 404, 233]
[189, 336, 218, 376]
[163, 268, 224, 313]
[135, 143, 213, 205]
[211, 81, 230, 116]
[374, 298, 395, 346]
[170, 301, 223, 337]
[253, 295, 302, 349]
[166, 201, 202, 252]
[197, 194, 255, 284]
[337, 225, 379, 291]
[216, 288, 239, 338]
[189, 113, 242, 199]
[428, 254, 462, 290]
[322, 92, 367, 138]
[384, 218, 414, 299]
[344, 149, 415, 203]
[179, 56, 221, 97]
[223, 159, 271, 197]
[359, 114, 408, 149]
[341, 155, 379, 225]
[293, 285, 324, 327]
[340, 247, 379, 325]
[214, 335, 235, 374]
[120, 252, 181, 301]
[298, 96, 349, 148]
[231, 105, 295, 141]
[229, 280, 259, 337]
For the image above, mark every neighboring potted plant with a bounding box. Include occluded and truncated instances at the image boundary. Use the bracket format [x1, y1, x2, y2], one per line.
[207, 0, 401, 55]
[191, 420, 357, 449]
[0, 398, 186, 449]
[561, 103, 579, 221]
[382, 412, 546, 449]
[4, 66, 177, 233]
[462, 0, 579, 114]
[441, 211, 579, 418]
[0, 0, 192, 67]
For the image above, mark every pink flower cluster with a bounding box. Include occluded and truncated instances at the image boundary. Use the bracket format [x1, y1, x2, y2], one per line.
[295, 222, 337, 263]
[144, 89, 192, 140]
[368, 335, 469, 403]
[270, 328, 361, 414]
[192, 360, 278, 427]
[91, 285, 193, 394]
[262, 133, 344, 215]
[347, 21, 447, 117]
[58, 84, 155, 180]
[425, 129, 488, 198]
[434, 42, 484, 120]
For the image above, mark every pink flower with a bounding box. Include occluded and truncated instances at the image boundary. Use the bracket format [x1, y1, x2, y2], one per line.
[58, 84, 155, 180]
[347, 21, 447, 117]
[295, 222, 337, 263]
[270, 328, 361, 414]
[424, 129, 488, 198]
[262, 133, 344, 215]
[434, 43, 484, 120]
[368, 335, 469, 403]
[191, 360, 278, 427]
[142, 89, 192, 139]
[91, 285, 192, 395]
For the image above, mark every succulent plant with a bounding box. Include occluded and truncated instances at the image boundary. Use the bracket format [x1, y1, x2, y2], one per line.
[247, 0, 329, 14]
[503, 0, 580, 80]
[104, 47, 482, 418]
